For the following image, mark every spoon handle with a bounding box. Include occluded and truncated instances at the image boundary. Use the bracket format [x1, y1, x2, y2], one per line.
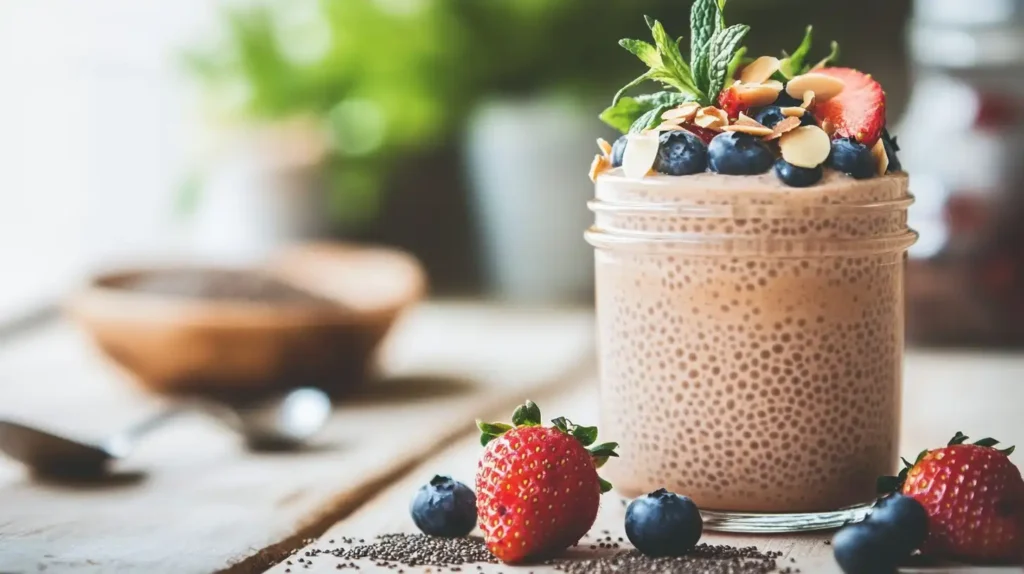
[104, 407, 187, 458]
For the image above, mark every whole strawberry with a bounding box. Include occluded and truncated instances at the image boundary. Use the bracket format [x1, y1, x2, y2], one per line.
[475, 400, 618, 563]
[879, 432, 1024, 563]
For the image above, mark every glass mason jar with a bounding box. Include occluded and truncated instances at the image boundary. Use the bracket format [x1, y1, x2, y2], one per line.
[586, 170, 917, 532]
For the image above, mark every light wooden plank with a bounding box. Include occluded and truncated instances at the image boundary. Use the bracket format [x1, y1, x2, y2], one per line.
[0, 303, 595, 574]
[268, 351, 1024, 574]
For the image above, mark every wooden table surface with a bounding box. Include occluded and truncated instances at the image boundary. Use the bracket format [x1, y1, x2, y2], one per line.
[0, 303, 1021, 574]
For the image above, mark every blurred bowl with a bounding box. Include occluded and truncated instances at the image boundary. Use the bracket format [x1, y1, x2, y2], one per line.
[66, 242, 426, 397]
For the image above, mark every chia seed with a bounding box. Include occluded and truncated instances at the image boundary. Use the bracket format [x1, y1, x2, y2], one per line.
[299, 534, 498, 570]
[549, 544, 786, 574]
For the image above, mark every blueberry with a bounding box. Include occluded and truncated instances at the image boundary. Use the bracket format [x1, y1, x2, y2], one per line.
[868, 494, 928, 554]
[832, 521, 901, 574]
[753, 106, 787, 129]
[775, 92, 803, 108]
[655, 130, 709, 176]
[611, 135, 628, 168]
[828, 138, 876, 179]
[774, 159, 823, 187]
[625, 488, 703, 557]
[881, 129, 902, 173]
[410, 475, 477, 538]
[708, 132, 774, 175]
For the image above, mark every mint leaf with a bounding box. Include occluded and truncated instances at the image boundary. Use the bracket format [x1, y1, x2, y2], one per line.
[619, 39, 662, 69]
[780, 26, 813, 79]
[690, 0, 721, 94]
[725, 47, 749, 90]
[629, 104, 673, 134]
[811, 41, 841, 70]
[600, 92, 689, 134]
[612, 70, 656, 106]
[647, 18, 697, 93]
[706, 24, 750, 103]
[717, 0, 728, 14]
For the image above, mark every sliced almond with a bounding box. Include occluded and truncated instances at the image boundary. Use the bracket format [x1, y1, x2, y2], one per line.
[781, 106, 806, 117]
[821, 119, 836, 137]
[736, 112, 766, 128]
[597, 138, 613, 157]
[763, 116, 802, 141]
[786, 73, 845, 102]
[739, 56, 781, 85]
[662, 102, 700, 122]
[723, 124, 773, 137]
[622, 132, 660, 179]
[589, 154, 611, 182]
[801, 91, 816, 110]
[762, 79, 785, 91]
[653, 121, 685, 132]
[694, 106, 729, 131]
[735, 83, 783, 108]
[871, 138, 889, 176]
[779, 125, 831, 169]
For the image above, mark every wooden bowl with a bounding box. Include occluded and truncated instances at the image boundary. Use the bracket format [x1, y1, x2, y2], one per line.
[66, 243, 426, 397]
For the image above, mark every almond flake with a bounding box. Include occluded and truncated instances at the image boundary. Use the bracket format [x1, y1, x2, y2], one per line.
[723, 124, 773, 137]
[762, 79, 785, 91]
[622, 133, 660, 179]
[779, 125, 831, 169]
[735, 84, 783, 108]
[763, 116, 802, 141]
[786, 73, 845, 102]
[871, 138, 889, 176]
[781, 107, 806, 117]
[739, 56, 781, 85]
[694, 106, 729, 131]
[736, 113, 766, 128]
[597, 138, 613, 157]
[801, 91, 817, 110]
[662, 102, 700, 122]
[653, 121, 685, 132]
[589, 154, 611, 182]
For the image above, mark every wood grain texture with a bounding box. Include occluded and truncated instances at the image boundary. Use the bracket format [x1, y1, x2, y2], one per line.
[265, 351, 1024, 574]
[0, 304, 595, 574]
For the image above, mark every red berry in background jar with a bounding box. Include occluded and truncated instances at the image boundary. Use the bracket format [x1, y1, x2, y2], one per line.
[879, 432, 1024, 563]
[943, 193, 990, 236]
[973, 92, 1020, 130]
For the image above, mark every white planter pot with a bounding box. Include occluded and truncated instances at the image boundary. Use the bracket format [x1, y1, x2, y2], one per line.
[465, 97, 598, 304]
[190, 120, 331, 265]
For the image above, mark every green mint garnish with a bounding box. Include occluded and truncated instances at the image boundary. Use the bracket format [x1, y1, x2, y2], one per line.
[600, 92, 691, 134]
[689, 0, 722, 95]
[706, 23, 750, 103]
[780, 27, 841, 79]
[613, 17, 705, 107]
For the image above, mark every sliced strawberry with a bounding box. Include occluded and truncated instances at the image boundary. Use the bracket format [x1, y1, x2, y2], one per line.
[717, 85, 749, 120]
[812, 67, 886, 146]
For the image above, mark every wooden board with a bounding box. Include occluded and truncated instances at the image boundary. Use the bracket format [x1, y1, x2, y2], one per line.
[0, 303, 595, 574]
[266, 352, 1024, 574]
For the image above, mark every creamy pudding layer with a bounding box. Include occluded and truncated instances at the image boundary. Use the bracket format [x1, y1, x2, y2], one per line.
[590, 169, 914, 512]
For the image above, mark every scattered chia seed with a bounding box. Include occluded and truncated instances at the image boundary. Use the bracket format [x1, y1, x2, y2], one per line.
[296, 534, 498, 570]
[549, 544, 786, 574]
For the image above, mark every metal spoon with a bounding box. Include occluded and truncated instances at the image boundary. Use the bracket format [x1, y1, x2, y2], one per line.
[0, 387, 332, 476]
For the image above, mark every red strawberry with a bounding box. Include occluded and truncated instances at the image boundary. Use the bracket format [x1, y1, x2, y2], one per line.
[680, 124, 718, 146]
[881, 432, 1024, 563]
[717, 85, 749, 120]
[812, 67, 886, 146]
[475, 401, 618, 563]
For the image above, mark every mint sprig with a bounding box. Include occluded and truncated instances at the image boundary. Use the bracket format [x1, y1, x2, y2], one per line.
[706, 23, 750, 103]
[690, 0, 722, 94]
[610, 1, 748, 116]
[779, 27, 841, 79]
[599, 91, 691, 133]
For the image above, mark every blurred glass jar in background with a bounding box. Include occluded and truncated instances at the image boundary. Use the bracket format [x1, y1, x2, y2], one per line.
[901, 0, 1024, 347]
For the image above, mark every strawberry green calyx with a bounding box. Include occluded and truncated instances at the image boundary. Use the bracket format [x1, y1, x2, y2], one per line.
[877, 431, 1017, 494]
[476, 400, 619, 493]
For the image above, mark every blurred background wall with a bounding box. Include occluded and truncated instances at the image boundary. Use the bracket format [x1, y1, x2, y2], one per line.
[0, 0, 913, 315]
